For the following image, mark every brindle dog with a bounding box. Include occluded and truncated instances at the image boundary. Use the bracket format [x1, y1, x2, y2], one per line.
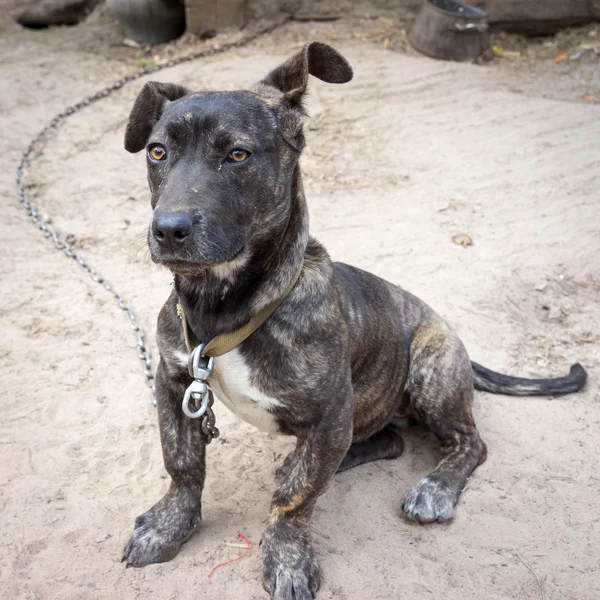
[120, 42, 587, 598]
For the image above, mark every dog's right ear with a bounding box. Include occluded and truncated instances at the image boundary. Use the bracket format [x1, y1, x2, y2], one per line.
[255, 42, 352, 151]
[260, 41, 353, 106]
[124, 82, 190, 153]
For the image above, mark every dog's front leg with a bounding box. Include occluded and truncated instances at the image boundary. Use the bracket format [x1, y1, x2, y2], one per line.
[262, 412, 353, 599]
[122, 360, 205, 567]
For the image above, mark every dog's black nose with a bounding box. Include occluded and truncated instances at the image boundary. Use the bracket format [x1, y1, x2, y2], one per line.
[152, 213, 193, 245]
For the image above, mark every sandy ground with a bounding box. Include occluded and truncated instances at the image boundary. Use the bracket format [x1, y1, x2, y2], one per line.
[1, 5, 599, 600]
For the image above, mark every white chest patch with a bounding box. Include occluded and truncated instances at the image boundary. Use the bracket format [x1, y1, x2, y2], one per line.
[207, 349, 283, 433]
[169, 347, 283, 433]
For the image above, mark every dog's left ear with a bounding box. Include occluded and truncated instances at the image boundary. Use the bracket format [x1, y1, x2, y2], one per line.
[260, 41, 353, 106]
[124, 82, 190, 153]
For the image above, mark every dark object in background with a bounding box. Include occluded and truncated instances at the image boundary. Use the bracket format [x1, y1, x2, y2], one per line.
[106, 0, 185, 44]
[409, 0, 490, 61]
[15, 0, 598, 43]
[15, 0, 102, 28]
[185, 0, 247, 39]
[477, 0, 600, 35]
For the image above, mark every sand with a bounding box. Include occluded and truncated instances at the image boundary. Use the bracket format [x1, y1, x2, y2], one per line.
[1, 7, 599, 600]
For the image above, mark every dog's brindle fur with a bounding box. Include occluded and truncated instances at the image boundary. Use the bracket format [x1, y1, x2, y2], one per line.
[120, 43, 587, 598]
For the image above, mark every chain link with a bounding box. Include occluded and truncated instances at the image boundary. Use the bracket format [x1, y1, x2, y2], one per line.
[14, 24, 278, 405]
[200, 391, 220, 444]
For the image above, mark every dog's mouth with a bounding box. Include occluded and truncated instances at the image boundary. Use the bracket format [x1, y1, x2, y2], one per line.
[154, 245, 246, 275]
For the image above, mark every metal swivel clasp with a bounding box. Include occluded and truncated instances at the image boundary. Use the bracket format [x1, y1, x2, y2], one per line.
[182, 344, 214, 419]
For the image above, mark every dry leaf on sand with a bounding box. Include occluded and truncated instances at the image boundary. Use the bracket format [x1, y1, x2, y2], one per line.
[452, 234, 473, 246]
[554, 50, 569, 63]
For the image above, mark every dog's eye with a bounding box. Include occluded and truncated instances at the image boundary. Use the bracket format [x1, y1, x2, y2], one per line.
[148, 145, 166, 162]
[227, 149, 250, 163]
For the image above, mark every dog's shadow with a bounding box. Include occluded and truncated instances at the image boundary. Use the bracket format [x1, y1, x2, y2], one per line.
[325, 425, 441, 516]
[338, 424, 441, 479]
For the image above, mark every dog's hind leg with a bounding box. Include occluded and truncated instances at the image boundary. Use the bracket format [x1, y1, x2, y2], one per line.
[336, 423, 405, 473]
[401, 322, 487, 523]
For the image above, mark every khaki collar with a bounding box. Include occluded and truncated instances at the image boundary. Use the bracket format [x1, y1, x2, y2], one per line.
[176, 262, 303, 357]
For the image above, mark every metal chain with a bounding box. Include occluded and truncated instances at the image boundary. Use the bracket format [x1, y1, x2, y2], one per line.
[15, 23, 279, 405]
[201, 391, 219, 444]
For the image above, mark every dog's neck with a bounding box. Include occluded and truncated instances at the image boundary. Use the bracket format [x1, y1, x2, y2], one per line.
[174, 164, 309, 343]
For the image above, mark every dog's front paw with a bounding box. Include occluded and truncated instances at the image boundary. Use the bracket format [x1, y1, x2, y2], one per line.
[122, 493, 201, 567]
[401, 476, 456, 524]
[262, 519, 320, 600]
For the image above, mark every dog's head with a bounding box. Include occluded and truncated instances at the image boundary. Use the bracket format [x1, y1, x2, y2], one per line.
[125, 42, 352, 276]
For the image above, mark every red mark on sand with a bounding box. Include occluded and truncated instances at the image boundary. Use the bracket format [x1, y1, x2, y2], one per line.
[208, 531, 251, 578]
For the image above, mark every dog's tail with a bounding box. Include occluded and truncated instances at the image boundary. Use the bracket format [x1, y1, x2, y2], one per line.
[471, 361, 587, 396]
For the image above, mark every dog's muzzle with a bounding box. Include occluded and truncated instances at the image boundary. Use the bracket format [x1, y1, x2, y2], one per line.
[149, 210, 245, 271]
